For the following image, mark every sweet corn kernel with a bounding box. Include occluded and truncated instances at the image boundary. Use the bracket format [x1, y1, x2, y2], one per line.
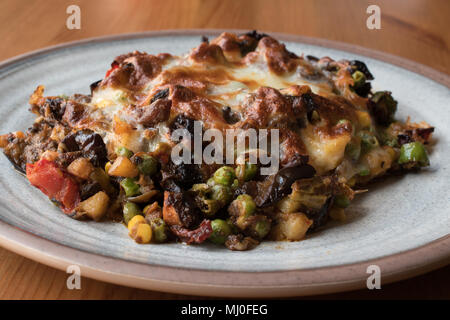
[105, 162, 112, 174]
[128, 214, 146, 231]
[356, 111, 372, 129]
[133, 223, 152, 244]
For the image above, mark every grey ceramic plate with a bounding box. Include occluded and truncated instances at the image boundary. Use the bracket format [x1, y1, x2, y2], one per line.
[0, 30, 449, 297]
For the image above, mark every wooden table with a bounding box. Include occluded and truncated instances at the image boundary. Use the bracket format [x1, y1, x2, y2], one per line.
[0, 0, 448, 299]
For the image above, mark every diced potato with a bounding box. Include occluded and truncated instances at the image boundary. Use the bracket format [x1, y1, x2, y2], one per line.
[40, 150, 59, 162]
[76, 191, 110, 221]
[361, 147, 393, 177]
[270, 212, 313, 241]
[67, 157, 94, 179]
[277, 195, 301, 214]
[277, 188, 327, 214]
[162, 191, 181, 226]
[302, 124, 351, 174]
[107, 156, 139, 178]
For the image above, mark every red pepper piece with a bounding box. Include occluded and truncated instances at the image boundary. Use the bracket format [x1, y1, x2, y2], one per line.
[26, 159, 80, 214]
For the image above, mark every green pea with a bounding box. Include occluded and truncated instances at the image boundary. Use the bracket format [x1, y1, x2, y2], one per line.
[352, 70, 366, 88]
[115, 146, 133, 158]
[150, 218, 168, 243]
[359, 130, 379, 154]
[345, 141, 361, 161]
[207, 178, 216, 187]
[191, 183, 210, 194]
[226, 218, 239, 234]
[202, 199, 221, 216]
[235, 163, 258, 182]
[137, 155, 158, 176]
[120, 178, 140, 197]
[213, 166, 236, 186]
[209, 219, 232, 244]
[359, 168, 370, 176]
[210, 184, 233, 205]
[334, 195, 350, 208]
[123, 202, 141, 225]
[398, 142, 429, 167]
[253, 219, 271, 239]
[236, 194, 256, 217]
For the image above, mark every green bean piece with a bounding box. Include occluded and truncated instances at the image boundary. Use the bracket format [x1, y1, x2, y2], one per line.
[150, 218, 168, 243]
[398, 141, 429, 167]
[226, 218, 239, 234]
[334, 195, 350, 208]
[202, 199, 221, 216]
[120, 178, 140, 197]
[345, 140, 361, 161]
[253, 219, 271, 239]
[358, 168, 370, 176]
[123, 202, 142, 225]
[210, 184, 233, 206]
[137, 155, 158, 176]
[359, 130, 379, 154]
[213, 166, 236, 186]
[209, 219, 232, 244]
[115, 146, 133, 158]
[191, 183, 210, 194]
[206, 178, 216, 187]
[235, 194, 256, 217]
[352, 70, 366, 88]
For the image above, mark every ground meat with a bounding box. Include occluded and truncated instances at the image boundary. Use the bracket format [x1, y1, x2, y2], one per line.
[170, 219, 212, 244]
[3, 121, 58, 172]
[225, 234, 259, 251]
[165, 191, 202, 228]
[102, 51, 168, 91]
[257, 37, 298, 74]
[244, 87, 294, 128]
[30, 97, 66, 121]
[160, 162, 203, 192]
[189, 42, 227, 64]
[125, 98, 171, 128]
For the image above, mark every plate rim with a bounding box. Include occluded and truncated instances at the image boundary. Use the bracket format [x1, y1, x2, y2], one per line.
[0, 29, 449, 297]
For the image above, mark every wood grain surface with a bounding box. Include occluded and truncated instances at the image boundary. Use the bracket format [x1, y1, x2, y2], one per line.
[0, 0, 449, 300]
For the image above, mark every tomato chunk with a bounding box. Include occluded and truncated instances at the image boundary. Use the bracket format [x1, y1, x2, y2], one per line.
[105, 62, 119, 78]
[26, 159, 80, 214]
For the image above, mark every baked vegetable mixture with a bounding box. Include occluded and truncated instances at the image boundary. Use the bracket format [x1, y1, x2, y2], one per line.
[0, 32, 434, 250]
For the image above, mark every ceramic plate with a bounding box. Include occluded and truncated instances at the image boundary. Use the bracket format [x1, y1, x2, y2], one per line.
[0, 30, 449, 297]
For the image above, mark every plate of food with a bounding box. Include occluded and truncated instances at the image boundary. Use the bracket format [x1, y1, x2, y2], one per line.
[0, 30, 448, 297]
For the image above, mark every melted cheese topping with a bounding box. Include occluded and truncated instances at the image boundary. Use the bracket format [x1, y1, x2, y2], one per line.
[83, 34, 374, 176]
